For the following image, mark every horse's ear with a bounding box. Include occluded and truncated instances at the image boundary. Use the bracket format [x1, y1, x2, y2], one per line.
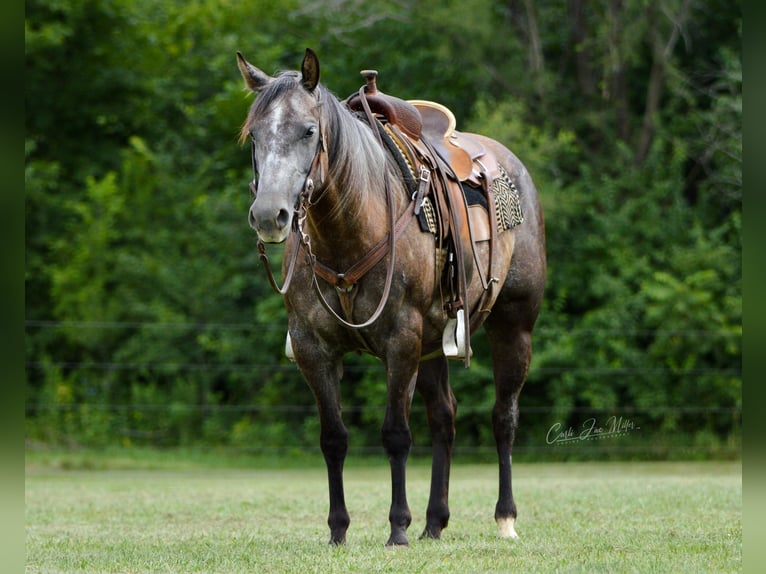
[236, 52, 272, 93]
[301, 48, 320, 92]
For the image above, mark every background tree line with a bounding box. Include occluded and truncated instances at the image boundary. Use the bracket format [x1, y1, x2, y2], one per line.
[25, 0, 741, 459]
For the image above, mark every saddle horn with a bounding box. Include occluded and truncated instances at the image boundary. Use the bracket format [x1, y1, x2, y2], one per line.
[346, 69, 423, 141]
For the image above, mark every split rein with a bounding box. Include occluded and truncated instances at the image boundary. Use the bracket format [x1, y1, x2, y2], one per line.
[253, 87, 414, 330]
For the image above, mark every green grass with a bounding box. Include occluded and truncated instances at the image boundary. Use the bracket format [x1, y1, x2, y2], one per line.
[26, 457, 741, 573]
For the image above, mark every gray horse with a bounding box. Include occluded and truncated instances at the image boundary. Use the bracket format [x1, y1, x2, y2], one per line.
[237, 49, 546, 546]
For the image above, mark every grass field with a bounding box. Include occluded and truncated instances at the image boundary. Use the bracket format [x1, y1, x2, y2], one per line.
[26, 455, 741, 573]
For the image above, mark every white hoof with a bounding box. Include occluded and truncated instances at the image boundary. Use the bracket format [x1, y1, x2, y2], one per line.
[496, 517, 519, 539]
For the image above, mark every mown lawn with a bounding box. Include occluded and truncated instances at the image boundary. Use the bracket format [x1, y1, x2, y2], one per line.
[26, 457, 741, 573]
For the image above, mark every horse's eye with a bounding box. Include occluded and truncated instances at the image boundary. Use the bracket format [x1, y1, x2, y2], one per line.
[304, 126, 317, 139]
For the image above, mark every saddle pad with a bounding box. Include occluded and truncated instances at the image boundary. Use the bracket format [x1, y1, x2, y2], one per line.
[494, 165, 524, 231]
[418, 196, 438, 235]
[463, 182, 487, 209]
[417, 167, 523, 236]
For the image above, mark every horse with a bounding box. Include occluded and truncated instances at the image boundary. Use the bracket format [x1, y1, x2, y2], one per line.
[236, 48, 546, 547]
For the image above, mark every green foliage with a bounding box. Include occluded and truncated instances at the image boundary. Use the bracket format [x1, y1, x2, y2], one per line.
[25, 0, 741, 458]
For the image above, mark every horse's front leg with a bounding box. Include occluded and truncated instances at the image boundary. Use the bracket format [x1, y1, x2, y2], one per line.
[318, 381, 351, 545]
[292, 334, 349, 545]
[382, 341, 421, 547]
[416, 355, 456, 540]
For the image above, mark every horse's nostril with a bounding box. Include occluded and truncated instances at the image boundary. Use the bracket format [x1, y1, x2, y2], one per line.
[248, 208, 257, 229]
[276, 208, 290, 229]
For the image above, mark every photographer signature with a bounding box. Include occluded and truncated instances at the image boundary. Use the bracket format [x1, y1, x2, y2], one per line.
[546, 416, 640, 445]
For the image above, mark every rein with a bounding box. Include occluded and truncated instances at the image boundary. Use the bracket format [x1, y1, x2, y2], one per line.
[254, 132, 324, 296]
[255, 86, 413, 330]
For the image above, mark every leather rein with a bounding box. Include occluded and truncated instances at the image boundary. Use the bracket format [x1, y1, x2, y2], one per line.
[254, 86, 414, 330]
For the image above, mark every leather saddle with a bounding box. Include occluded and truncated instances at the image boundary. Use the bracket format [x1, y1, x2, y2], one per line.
[409, 100, 490, 184]
[345, 71, 505, 365]
[345, 70, 424, 140]
[345, 74, 491, 183]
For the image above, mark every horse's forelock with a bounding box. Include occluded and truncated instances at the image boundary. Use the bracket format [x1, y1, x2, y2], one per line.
[239, 71, 306, 143]
[239, 72, 387, 220]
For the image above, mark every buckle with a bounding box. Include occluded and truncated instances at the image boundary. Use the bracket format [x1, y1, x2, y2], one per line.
[413, 167, 430, 215]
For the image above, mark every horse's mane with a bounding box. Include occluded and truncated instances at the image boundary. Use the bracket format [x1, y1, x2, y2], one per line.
[320, 86, 391, 220]
[240, 71, 392, 221]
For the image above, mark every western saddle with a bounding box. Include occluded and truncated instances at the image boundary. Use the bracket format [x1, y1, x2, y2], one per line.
[345, 70, 520, 366]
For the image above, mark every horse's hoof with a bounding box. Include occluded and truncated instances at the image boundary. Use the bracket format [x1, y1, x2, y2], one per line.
[419, 527, 442, 540]
[496, 517, 520, 539]
[328, 534, 346, 546]
[385, 534, 410, 548]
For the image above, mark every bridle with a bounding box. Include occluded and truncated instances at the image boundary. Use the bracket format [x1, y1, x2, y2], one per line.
[251, 130, 324, 297]
[252, 85, 414, 330]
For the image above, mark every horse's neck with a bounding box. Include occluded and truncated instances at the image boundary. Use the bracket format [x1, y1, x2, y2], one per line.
[305, 113, 397, 262]
[305, 184, 390, 268]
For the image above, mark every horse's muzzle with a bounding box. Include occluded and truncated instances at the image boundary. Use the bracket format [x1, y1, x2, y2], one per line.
[249, 201, 292, 243]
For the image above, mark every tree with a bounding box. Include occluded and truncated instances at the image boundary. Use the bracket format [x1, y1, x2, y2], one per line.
[25, 0, 741, 457]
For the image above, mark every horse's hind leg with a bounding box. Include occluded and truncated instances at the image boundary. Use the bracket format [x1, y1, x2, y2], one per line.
[485, 299, 539, 539]
[416, 355, 456, 540]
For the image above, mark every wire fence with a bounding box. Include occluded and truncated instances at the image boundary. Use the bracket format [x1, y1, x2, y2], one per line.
[25, 320, 742, 459]
[25, 319, 741, 335]
[25, 320, 741, 373]
[25, 400, 741, 459]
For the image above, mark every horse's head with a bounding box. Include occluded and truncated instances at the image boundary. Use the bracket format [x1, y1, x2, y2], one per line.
[237, 49, 324, 243]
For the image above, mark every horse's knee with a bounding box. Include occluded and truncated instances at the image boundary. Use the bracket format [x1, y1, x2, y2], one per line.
[381, 424, 412, 457]
[320, 426, 349, 462]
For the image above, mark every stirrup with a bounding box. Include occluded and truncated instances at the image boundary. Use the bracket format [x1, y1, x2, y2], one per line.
[285, 332, 296, 362]
[442, 309, 472, 359]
